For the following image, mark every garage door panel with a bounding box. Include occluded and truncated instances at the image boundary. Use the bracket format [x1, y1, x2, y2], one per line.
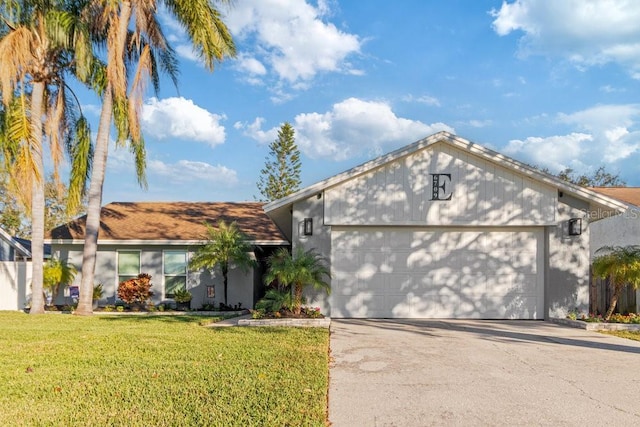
[330, 228, 544, 319]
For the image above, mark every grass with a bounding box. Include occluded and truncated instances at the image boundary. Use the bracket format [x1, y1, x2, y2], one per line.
[601, 330, 640, 342]
[0, 312, 329, 426]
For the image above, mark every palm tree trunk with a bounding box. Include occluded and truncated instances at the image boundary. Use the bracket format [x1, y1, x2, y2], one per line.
[604, 285, 621, 321]
[222, 265, 228, 305]
[293, 283, 303, 315]
[29, 82, 46, 315]
[75, 86, 113, 315]
[76, 1, 132, 315]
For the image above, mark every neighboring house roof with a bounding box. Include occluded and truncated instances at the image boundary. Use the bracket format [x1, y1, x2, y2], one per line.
[264, 131, 628, 214]
[589, 187, 640, 208]
[12, 237, 51, 258]
[0, 227, 32, 259]
[46, 202, 288, 245]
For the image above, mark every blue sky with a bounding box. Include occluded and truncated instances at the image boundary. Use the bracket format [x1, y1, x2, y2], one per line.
[71, 0, 640, 203]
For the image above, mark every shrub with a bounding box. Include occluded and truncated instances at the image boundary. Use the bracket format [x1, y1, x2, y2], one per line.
[173, 288, 192, 303]
[93, 284, 104, 301]
[251, 309, 265, 319]
[301, 306, 323, 319]
[117, 273, 154, 304]
[256, 289, 293, 314]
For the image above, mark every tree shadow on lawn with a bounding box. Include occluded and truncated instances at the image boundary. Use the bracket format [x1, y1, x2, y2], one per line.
[97, 314, 223, 324]
[334, 319, 640, 355]
[97, 316, 299, 334]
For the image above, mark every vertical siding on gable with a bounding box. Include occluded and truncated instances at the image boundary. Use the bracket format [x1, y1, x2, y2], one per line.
[324, 143, 556, 226]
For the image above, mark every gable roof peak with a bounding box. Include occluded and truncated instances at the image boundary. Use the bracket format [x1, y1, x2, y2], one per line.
[264, 131, 628, 213]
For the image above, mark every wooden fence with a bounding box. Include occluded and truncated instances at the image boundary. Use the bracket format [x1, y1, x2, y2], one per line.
[590, 276, 637, 315]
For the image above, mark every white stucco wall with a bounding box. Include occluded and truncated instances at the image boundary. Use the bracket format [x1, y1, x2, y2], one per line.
[325, 143, 557, 226]
[589, 207, 640, 312]
[0, 261, 31, 310]
[291, 194, 332, 314]
[291, 146, 596, 319]
[590, 208, 640, 256]
[51, 244, 256, 309]
[545, 194, 591, 318]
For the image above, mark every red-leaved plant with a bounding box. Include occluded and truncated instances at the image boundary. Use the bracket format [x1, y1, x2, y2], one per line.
[117, 273, 154, 304]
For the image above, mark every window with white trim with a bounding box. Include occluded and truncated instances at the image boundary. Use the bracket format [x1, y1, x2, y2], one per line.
[117, 250, 141, 285]
[164, 250, 187, 298]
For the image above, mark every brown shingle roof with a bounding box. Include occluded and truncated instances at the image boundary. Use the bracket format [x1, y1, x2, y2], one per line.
[589, 187, 640, 208]
[47, 202, 286, 242]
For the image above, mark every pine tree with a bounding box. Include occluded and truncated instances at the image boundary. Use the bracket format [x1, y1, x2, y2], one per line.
[257, 123, 302, 201]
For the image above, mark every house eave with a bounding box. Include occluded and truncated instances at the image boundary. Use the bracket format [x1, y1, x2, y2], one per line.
[45, 239, 291, 246]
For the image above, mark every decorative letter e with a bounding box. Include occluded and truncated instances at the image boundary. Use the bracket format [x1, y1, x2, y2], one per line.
[430, 173, 453, 201]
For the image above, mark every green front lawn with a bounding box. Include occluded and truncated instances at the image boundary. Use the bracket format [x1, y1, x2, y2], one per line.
[601, 330, 640, 342]
[0, 312, 329, 426]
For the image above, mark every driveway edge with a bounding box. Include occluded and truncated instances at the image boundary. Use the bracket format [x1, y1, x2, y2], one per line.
[549, 317, 640, 331]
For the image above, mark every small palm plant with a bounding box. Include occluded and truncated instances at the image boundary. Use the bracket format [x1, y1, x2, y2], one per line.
[42, 259, 77, 304]
[264, 247, 331, 315]
[256, 288, 294, 314]
[189, 221, 256, 305]
[592, 245, 640, 321]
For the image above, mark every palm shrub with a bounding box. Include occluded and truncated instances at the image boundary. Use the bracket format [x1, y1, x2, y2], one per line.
[189, 221, 256, 305]
[42, 259, 77, 304]
[592, 245, 640, 321]
[173, 288, 192, 303]
[256, 289, 294, 314]
[117, 273, 153, 305]
[93, 284, 104, 301]
[264, 247, 331, 315]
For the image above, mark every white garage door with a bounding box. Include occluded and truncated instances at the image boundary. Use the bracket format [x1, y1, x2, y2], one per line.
[330, 227, 544, 319]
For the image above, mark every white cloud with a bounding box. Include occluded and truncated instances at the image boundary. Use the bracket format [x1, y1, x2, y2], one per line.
[491, 0, 640, 77]
[81, 104, 102, 117]
[174, 44, 200, 62]
[557, 104, 640, 163]
[148, 159, 238, 185]
[141, 97, 226, 147]
[503, 133, 592, 171]
[557, 104, 640, 131]
[236, 54, 268, 76]
[234, 117, 279, 144]
[402, 94, 441, 107]
[600, 85, 625, 93]
[225, 0, 361, 85]
[242, 97, 454, 161]
[468, 119, 492, 128]
[504, 104, 640, 170]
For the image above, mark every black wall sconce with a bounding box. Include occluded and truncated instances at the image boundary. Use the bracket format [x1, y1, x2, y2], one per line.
[568, 218, 582, 236]
[303, 218, 313, 236]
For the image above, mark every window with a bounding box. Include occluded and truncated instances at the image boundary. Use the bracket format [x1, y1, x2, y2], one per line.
[117, 250, 140, 285]
[164, 250, 187, 298]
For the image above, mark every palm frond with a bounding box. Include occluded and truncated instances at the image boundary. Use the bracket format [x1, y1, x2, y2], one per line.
[0, 26, 35, 105]
[67, 115, 92, 214]
[163, 0, 236, 71]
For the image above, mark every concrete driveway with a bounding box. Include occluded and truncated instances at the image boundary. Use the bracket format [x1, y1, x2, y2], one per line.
[329, 320, 640, 426]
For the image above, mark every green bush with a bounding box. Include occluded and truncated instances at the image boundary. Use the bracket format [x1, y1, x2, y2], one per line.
[173, 288, 192, 303]
[255, 289, 293, 314]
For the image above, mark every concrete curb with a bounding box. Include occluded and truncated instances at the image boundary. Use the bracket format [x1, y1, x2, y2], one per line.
[549, 317, 640, 331]
[237, 317, 331, 328]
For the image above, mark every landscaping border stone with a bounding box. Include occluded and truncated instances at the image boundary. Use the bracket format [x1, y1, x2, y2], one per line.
[550, 317, 640, 331]
[237, 318, 331, 328]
